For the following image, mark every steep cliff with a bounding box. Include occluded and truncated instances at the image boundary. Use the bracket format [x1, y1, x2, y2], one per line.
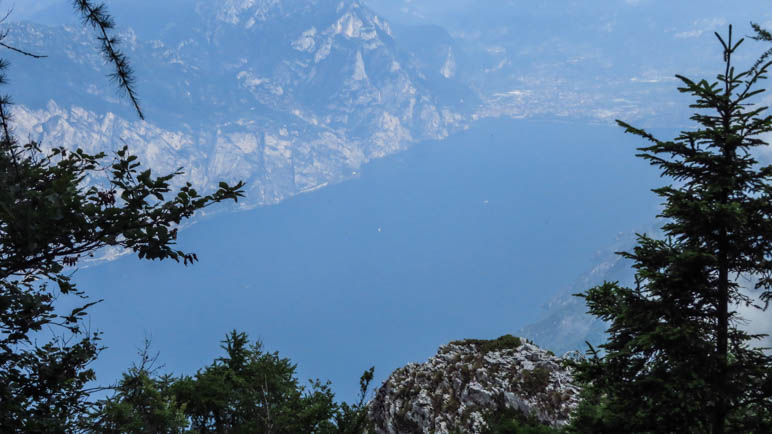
[6, 0, 468, 209]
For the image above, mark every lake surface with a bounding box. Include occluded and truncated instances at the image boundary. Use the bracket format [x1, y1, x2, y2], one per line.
[76, 118, 665, 401]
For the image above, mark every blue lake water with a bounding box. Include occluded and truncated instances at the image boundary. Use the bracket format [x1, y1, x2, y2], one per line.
[76, 118, 665, 402]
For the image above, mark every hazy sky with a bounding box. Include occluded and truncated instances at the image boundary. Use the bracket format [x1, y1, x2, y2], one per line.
[3, 1, 57, 18]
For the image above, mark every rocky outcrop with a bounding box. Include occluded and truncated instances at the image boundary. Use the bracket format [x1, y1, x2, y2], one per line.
[368, 335, 580, 434]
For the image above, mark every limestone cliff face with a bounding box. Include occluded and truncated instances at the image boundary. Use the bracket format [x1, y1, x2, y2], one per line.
[6, 0, 468, 209]
[368, 336, 580, 433]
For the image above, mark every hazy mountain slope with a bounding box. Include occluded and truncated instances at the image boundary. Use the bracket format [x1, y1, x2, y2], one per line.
[518, 232, 638, 355]
[6, 0, 467, 207]
[10, 0, 771, 212]
[365, 0, 772, 125]
[519, 227, 772, 354]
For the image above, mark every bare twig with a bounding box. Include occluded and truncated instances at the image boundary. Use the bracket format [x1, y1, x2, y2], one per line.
[0, 41, 47, 58]
[0, 5, 46, 58]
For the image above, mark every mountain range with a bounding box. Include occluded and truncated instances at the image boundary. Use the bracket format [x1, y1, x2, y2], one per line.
[9, 0, 474, 207]
[11, 0, 769, 210]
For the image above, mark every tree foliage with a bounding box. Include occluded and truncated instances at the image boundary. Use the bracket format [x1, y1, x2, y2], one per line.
[174, 330, 338, 433]
[483, 407, 562, 434]
[0, 1, 244, 431]
[570, 26, 772, 433]
[82, 339, 188, 433]
[751, 21, 772, 73]
[85, 331, 376, 434]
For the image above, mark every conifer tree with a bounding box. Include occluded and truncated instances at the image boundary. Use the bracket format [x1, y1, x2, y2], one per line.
[171, 330, 339, 433]
[85, 331, 376, 433]
[570, 26, 772, 433]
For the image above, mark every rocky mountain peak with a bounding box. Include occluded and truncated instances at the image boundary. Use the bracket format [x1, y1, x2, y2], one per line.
[368, 335, 580, 433]
[205, 0, 369, 28]
[6, 0, 466, 211]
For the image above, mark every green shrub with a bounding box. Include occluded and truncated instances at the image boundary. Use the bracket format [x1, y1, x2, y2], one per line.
[450, 335, 523, 353]
[520, 367, 551, 397]
[484, 407, 563, 434]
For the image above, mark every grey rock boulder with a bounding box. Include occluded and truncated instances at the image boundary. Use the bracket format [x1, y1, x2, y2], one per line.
[368, 335, 580, 433]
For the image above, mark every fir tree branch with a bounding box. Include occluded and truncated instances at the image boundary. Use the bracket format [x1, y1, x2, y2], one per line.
[750, 22, 772, 73]
[72, 0, 144, 119]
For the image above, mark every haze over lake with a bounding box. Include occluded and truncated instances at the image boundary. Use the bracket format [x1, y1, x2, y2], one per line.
[76, 118, 663, 400]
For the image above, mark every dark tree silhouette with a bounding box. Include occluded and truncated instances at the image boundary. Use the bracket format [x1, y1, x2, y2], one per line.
[0, 2, 244, 430]
[570, 26, 772, 433]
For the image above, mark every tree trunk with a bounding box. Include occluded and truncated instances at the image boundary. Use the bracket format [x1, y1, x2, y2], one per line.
[715, 252, 728, 434]
[714, 32, 733, 432]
